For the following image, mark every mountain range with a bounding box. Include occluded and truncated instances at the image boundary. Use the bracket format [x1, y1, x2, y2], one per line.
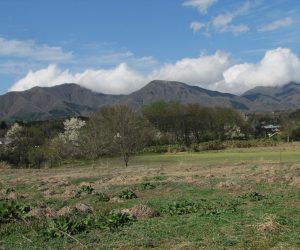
[1, 80, 300, 121]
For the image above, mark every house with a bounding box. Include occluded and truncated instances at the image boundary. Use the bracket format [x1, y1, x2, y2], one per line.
[261, 124, 281, 138]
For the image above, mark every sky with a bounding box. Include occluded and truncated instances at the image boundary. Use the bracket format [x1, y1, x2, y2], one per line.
[0, 0, 300, 95]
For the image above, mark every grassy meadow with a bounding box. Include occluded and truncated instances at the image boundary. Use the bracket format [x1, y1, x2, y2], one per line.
[1, 144, 300, 249]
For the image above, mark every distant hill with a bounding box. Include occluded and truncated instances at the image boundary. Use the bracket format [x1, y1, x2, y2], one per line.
[1, 80, 300, 121]
[120, 80, 252, 110]
[242, 82, 300, 111]
[0, 84, 123, 121]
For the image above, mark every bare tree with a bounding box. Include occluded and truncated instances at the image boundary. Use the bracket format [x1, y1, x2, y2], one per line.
[83, 105, 153, 166]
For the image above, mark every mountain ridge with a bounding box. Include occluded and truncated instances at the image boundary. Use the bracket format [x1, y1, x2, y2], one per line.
[1, 81, 300, 121]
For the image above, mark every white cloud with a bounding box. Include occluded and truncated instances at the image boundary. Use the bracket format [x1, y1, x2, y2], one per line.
[212, 13, 233, 28]
[183, 0, 217, 14]
[230, 24, 250, 35]
[258, 17, 293, 32]
[211, 1, 251, 34]
[150, 51, 231, 86]
[215, 48, 300, 93]
[10, 48, 300, 95]
[10, 52, 232, 94]
[190, 21, 206, 32]
[0, 37, 72, 61]
[10, 64, 145, 94]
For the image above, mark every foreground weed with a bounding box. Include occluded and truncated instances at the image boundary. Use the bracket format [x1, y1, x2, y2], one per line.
[95, 192, 110, 202]
[75, 185, 94, 197]
[118, 189, 138, 199]
[0, 201, 31, 223]
[240, 192, 265, 201]
[141, 182, 156, 190]
[45, 216, 89, 238]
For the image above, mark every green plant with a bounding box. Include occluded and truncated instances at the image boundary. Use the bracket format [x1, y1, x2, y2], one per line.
[96, 212, 135, 231]
[45, 216, 89, 238]
[240, 192, 265, 201]
[163, 201, 201, 215]
[141, 182, 156, 190]
[0, 201, 31, 223]
[75, 185, 94, 197]
[96, 192, 110, 202]
[118, 189, 137, 199]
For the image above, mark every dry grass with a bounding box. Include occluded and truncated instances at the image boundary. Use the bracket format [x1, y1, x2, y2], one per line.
[256, 214, 280, 233]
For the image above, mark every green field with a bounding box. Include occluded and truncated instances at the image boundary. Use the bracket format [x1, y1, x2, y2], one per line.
[1, 145, 300, 249]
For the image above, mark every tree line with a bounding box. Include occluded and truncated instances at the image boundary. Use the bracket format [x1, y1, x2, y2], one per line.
[0, 101, 299, 168]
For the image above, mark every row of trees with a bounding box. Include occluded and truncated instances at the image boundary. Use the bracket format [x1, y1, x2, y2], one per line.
[1, 102, 300, 168]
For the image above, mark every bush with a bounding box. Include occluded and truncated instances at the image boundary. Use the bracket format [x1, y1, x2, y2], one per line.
[28, 147, 47, 168]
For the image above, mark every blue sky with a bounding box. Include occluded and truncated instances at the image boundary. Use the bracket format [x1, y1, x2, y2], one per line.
[0, 0, 300, 94]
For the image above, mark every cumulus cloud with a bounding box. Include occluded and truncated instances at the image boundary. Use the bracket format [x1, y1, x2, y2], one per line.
[150, 51, 231, 85]
[10, 64, 145, 94]
[10, 52, 232, 94]
[258, 17, 293, 32]
[214, 48, 300, 93]
[0, 37, 72, 61]
[190, 21, 206, 32]
[183, 0, 217, 14]
[10, 48, 300, 95]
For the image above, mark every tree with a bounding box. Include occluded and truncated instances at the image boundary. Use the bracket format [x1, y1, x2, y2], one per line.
[83, 105, 154, 166]
[0, 121, 7, 130]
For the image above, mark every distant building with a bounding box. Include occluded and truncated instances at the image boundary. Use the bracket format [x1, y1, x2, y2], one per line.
[261, 124, 281, 138]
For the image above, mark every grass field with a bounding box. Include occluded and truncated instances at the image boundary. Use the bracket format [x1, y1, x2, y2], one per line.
[1, 144, 300, 249]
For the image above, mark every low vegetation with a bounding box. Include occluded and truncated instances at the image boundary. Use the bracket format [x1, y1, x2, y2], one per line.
[0, 146, 299, 249]
[0, 103, 299, 248]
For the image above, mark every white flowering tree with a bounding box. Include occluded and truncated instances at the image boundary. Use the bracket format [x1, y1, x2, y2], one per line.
[59, 117, 86, 146]
[49, 117, 86, 159]
[5, 123, 23, 146]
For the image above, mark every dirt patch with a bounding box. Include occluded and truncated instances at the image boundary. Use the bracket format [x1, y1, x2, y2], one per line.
[216, 181, 241, 190]
[30, 206, 57, 219]
[62, 185, 77, 198]
[0, 189, 29, 201]
[124, 204, 159, 220]
[290, 176, 300, 187]
[57, 203, 93, 217]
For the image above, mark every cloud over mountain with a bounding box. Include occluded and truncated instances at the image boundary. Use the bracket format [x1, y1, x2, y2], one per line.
[10, 48, 300, 95]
